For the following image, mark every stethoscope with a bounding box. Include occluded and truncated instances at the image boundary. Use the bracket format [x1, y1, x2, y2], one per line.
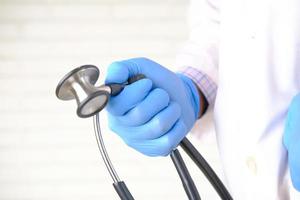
[55, 65, 233, 200]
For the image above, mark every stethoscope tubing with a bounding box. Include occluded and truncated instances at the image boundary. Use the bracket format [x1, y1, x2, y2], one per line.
[179, 138, 233, 200]
[93, 112, 232, 200]
[170, 149, 202, 200]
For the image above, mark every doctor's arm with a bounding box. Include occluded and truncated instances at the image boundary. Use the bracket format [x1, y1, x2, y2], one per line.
[284, 93, 300, 191]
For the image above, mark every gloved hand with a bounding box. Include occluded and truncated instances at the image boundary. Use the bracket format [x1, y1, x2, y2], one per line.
[283, 93, 300, 191]
[105, 57, 200, 156]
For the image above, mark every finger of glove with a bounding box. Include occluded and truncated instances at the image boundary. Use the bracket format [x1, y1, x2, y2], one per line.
[287, 94, 300, 127]
[116, 88, 170, 126]
[283, 94, 300, 149]
[105, 60, 141, 84]
[125, 118, 187, 157]
[288, 141, 300, 191]
[108, 101, 181, 140]
[106, 79, 152, 116]
[105, 58, 172, 85]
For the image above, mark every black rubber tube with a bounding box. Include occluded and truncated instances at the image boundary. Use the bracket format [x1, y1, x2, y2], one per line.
[108, 74, 146, 96]
[180, 137, 233, 200]
[170, 149, 201, 200]
[113, 181, 134, 200]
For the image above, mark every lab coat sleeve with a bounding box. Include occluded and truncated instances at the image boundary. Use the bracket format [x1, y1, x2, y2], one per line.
[176, 0, 220, 106]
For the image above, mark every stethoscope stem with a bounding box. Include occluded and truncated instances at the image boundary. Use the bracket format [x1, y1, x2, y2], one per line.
[93, 113, 120, 183]
[93, 113, 134, 200]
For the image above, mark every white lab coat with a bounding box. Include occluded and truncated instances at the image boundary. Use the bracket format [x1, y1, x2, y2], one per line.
[176, 0, 300, 199]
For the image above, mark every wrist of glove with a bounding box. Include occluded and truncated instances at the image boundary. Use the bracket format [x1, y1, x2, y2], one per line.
[105, 57, 200, 156]
[284, 93, 300, 191]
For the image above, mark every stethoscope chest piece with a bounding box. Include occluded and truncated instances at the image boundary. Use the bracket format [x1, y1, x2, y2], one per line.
[55, 65, 110, 118]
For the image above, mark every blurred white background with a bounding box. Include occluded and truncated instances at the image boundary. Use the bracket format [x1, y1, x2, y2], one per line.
[0, 0, 223, 199]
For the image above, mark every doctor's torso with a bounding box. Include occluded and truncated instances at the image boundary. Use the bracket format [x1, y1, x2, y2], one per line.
[214, 0, 300, 199]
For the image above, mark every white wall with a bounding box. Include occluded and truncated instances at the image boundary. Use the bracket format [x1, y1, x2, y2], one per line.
[0, 0, 223, 199]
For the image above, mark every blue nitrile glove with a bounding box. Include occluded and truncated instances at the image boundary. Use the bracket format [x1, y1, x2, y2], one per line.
[283, 93, 300, 191]
[105, 57, 200, 156]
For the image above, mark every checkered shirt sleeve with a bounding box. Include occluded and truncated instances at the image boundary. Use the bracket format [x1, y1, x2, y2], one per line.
[180, 66, 218, 106]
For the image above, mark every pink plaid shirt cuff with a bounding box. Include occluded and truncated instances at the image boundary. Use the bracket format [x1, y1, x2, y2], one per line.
[180, 67, 217, 106]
